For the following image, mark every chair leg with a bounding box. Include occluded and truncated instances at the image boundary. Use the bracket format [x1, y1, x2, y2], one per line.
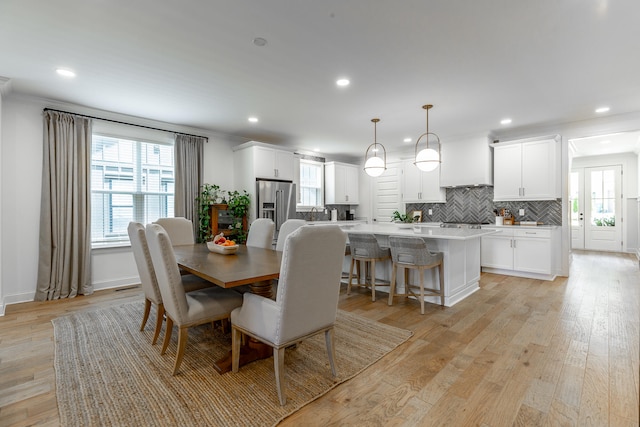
[161, 317, 173, 355]
[325, 328, 337, 377]
[274, 347, 287, 406]
[140, 298, 152, 331]
[370, 259, 376, 302]
[439, 262, 445, 306]
[404, 269, 410, 298]
[231, 327, 242, 373]
[419, 269, 425, 315]
[347, 257, 356, 295]
[152, 304, 165, 345]
[173, 326, 189, 375]
[388, 263, 397, 306]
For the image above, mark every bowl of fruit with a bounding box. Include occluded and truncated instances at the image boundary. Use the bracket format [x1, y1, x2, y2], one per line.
[206, 233, 239, 254]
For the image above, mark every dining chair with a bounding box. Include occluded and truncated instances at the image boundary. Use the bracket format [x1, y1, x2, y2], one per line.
[387, 235, 445, 314]
[231, 225, 347, 405]
[128, 222, 213, 345]
[346, 233, 391, 302]
[153, 217, 195, 245]
[145, 224, 243, 375]
[275, 219, 306, 251]
[246, 218, 275, 249]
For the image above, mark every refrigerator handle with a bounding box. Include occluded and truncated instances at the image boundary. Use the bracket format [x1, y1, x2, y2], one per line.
[275, 189, 283, 231]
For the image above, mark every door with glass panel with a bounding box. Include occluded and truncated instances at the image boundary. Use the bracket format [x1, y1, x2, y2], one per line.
[570, 170, 585, 249]
[585, 165, 622, 251]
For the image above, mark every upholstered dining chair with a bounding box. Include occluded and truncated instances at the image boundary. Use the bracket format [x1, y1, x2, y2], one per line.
[128, 222, 213, 345]
[145, 224, 243, 375]
[231, 225, 347, 406]
[346, 233, 391, 302]
[387, 235, 445, 314]
[275, 219, 306, 251]
[153, 217, 195, 245]
[245, 218, 275, 249]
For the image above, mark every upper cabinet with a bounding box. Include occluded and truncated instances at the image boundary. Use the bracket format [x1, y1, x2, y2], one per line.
[325, 161, 359, 204]
[440, 135, 493, 187]
[252, 145, 294, 180]
[401, 159, 446, 203]
[492, 136, 560, 201]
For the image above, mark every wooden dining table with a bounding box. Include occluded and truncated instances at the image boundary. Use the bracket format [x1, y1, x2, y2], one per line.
[172, 243, 282, 373]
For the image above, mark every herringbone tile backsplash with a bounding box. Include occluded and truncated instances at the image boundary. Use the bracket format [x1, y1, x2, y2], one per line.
[407, 186, 562, 225]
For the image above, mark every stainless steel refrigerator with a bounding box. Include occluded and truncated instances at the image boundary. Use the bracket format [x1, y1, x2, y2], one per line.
[255, 179, 297, 242]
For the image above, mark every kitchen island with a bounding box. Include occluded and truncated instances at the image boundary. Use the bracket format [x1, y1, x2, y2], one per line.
[331, 222, 497, 307]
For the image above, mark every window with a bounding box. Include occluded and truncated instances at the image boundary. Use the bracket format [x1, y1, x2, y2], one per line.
[298, 159, 324, 209]
[91, 134, 174, 245]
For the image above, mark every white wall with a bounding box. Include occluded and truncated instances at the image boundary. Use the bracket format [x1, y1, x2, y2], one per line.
[1, 94, 242, 308]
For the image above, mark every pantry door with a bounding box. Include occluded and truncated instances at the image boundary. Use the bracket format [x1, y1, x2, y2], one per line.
[584, 165, 622, 251]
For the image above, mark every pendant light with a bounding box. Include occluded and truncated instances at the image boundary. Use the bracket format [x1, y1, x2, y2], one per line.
[414, 104, 441, 172]
[364, 118, 387, 177]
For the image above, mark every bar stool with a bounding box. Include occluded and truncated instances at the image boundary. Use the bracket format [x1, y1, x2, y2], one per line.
[347, 233, 391, 302]
[387, 236, 445, 314]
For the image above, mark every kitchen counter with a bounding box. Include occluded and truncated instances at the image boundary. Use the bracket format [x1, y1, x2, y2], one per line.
[338, 223, 497, 307]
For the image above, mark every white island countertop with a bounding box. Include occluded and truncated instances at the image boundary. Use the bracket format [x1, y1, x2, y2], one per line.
[335, 222, 498, 240]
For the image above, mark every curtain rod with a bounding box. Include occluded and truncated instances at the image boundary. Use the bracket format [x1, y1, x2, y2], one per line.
[43, 108, 209, 142]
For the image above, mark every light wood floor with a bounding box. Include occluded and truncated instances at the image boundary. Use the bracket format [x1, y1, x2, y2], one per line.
[1, 251, 638, 426]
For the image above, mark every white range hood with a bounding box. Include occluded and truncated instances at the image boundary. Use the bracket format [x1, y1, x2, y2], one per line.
[440, 134, 493, 187]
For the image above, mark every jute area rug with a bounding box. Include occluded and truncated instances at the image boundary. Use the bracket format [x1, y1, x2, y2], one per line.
[52, 301, 412, 426]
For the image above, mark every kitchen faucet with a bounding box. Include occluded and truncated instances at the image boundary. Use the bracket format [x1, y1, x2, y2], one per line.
[308, 207, 318, 222]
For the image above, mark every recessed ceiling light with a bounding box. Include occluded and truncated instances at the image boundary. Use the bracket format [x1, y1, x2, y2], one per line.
[56, 68, 76, 78]
[252, 37, 267, 47]
[500, 118, 512, 125]
[595, 106, 610, 113]
[600, 140, 611, 144]
[313, 148, 320, 152]
[336, 78, 350, 87]
[248, 117, 258, 123]
[403, 137, 412, 143]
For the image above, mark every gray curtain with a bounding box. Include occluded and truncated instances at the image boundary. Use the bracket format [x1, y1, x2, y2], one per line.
[174, 134, 204, 237]
[36, 111, 93, 301]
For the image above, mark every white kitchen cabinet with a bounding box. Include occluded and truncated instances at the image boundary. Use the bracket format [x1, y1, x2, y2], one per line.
[481, 227, 555, 278]
[325, 161, 359, 204]
[401, 159, 446, 203]
[440, 135, 493, 187]
[492, 137, 560, 201]
[252, 146, 294, 180]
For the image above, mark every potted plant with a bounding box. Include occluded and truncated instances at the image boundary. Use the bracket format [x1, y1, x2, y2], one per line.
[225, 190, 251, 244]
[195, 184, 221, 243]
[392, 210, 414, 223]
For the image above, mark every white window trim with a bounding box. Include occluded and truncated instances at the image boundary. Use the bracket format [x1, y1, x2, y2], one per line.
[297, 158, 325, 211]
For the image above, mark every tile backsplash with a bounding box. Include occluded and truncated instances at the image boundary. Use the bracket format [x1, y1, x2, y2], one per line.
[406, 186, 562, 225]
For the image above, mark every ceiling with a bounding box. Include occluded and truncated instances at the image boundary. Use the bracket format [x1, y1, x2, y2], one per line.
[2, 0, 640, 161]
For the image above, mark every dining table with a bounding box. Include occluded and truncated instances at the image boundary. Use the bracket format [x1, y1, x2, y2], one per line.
[172, 243, 282, 373]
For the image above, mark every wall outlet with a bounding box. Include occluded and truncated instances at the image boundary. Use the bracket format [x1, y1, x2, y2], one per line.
[519, 209, 525, 216]
[428, 209, 433, 215]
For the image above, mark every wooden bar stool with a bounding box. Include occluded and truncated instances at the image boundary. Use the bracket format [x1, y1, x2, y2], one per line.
[347, 233, 391, 302]
[387, 236, 445, 314]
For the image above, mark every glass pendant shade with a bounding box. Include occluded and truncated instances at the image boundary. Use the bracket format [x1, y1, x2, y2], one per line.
[414, 104, 441, 171]
[364, 118, 387, 177]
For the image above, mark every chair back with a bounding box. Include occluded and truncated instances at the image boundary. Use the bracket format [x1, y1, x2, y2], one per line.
[275, 225, 347, 344]
[275, 219, 306, 251]
[127, 222, 162, 305]
[388, 235, 441, 266]
[145, 224, 190, 323]
[153, 217, 194, 245]
[348, 233, 387, 259]
[246, 218, 275, 249]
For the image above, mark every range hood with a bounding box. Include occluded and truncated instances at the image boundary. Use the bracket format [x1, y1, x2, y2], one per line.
[440, 135, 493, 187]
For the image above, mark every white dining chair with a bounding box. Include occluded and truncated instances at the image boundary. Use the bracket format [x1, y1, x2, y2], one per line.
[145, 224, 243, 375]
[128, 222, 213, 345]
[275, 219, 306, 251]
[246, 218, 275, 249]
[231, 225, 347, 405]
[153, 217, 195, 245]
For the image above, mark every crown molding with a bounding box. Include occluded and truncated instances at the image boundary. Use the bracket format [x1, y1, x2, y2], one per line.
[0, 76, 12, 96]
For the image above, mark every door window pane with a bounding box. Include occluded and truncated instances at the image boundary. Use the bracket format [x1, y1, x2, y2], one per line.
[590, 170, 615, 226]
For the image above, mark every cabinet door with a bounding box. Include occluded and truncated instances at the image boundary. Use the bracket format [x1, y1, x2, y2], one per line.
[274, 150, 294, 180]
[402, 160, 422, 201]
[253, 147, 277, 179]
[513, 238, 551, 274]
[493, 144, 522, 200]
[344, 164, 359, 203]
[481, 235, 514, 269]
[521, 140, 556, 199]
[419, 167, 446, 202]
